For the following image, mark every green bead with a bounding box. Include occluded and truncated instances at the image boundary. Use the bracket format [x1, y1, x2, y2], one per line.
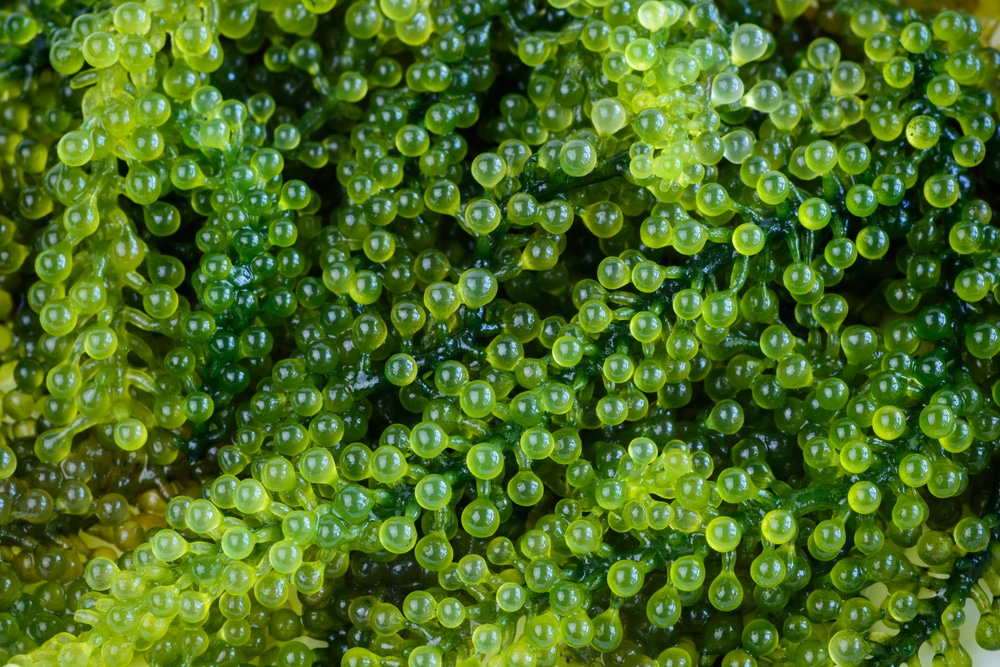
[112, 2, 150, 34]
[927, 460, 966, 499]
[276, 641, 314, 667]
[850, 226, 885, 260]
[125, 165, 162, 205]
[113, 419, 147, 451]
[385, 353, 418, 386]
[85, 557, 119, 591]
[871, 406, 905, 440]
[804, 140, 837, 173]
[463, 498, 500, 538]
[750, 547, 785, 588]
[424, 179, 460, 214]
[39, 300, 77, 337]
[151, 529, 188, 562]
[466, 442, 503, 480]
[336, 71, 368, 102]
[708, 399, 744, 434]
[508, 470, 544, 505]
[234, 479, 271, 514]
[673, 220, 708, 256]
[883, 56, 914, 88]
[847, 481, 881, 514]
[899, 453, 931, 487]
[746, 80, 782, 113]
[953, 136, 986, 167]
[706, 516, 742, 552]
[409, 422, 448, 459]
[520, 427, 554, 460]
[608, 560, 645, 597]
[414, 474, 451, 511]
[976, 613, 1000, 651]
[756, 171, 789, 205]
[670, 555, 705, 591]
[846, 186, 878, 218]
[708, 572, 743, 612]
[828, 630, 866, 667]
[886, 590, 918, 623]
[716, 467, 756, 504]
[582, 201, 624, 239]
[672, 289, 702, 321]
[380, 517, 417, 554]
[919, 403, 956, 439]
[458, 268, 498, 308]
[954, 517, 989, 552]
[297, 450, 337, 488]
[906, 115, 941, 149]
[932, 10, 968, 42]
[82, 31, 118, 68]
[900, 21, 931, 52]
[559, 139, 597, 177]
[591, 98, 628, 136]
[871, 174, 904, 207]
[280, 180, 312, 210]
[731, 24, 769, 66]
[761, 510, 796, 544]
[396, 125, 430, 157]
[696, 183, 731, 216]
[926, 75, 961, 107]
[566, 518, 602, 554]
[732, 223, 765, 255]
[57, 131, 93, 167]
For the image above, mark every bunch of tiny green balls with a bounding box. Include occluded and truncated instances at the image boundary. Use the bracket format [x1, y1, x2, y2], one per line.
[0, 0, 999, 666]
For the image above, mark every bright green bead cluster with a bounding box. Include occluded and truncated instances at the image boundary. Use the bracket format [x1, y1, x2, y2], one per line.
[0, 1, 999, 667]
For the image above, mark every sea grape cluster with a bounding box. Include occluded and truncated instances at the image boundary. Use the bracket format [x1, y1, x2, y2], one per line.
[0, 0, 999, 666]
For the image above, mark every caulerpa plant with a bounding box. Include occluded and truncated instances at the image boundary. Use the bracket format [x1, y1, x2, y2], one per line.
[0, 0, 998, 667]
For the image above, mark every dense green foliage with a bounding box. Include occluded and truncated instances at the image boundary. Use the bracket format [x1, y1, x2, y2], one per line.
[0, 0, 999, 666]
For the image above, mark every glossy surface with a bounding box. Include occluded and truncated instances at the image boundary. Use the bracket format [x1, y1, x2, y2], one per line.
[0, 1, 998, 667]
